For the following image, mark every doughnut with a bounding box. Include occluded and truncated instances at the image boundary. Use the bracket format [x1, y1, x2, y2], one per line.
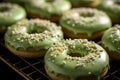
[69, 0, 101, 8]
[4, 19, 63, 58]
[97, 0, 120, 24]
[0, 3, 26, 33]
[44, 39, 109, 80]
[102, 25, 120, 61]
[24, 0, 71, 22]
[60, 8, 112, 40]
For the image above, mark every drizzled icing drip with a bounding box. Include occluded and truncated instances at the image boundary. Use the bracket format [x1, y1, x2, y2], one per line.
[60, 8, 111, 36]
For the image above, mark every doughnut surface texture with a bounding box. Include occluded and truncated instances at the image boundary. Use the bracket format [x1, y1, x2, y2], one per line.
[45, 39, 109, 80]
[60, 8, 111, 39]
[97, 0, 120, 23]
[25, 0, 71, 19]
[4, 19, 63, 51]
[0, 3, 26, 26]
[102, 25, 120, 53]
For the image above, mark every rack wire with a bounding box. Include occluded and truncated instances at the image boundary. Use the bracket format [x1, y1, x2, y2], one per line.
[0, 36, 120, 80]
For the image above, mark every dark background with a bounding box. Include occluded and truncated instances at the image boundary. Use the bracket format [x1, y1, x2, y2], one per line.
[0, 60, 25, 80]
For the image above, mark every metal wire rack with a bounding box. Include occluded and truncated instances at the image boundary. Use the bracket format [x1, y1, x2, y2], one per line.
[0, 35, 120, 80]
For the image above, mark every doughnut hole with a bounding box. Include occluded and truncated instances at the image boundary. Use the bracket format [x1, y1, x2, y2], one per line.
[68, 53, 83, 57]
[114, 0, 120, 4]
[0, 7, 10, 12]
[67, 45, 89, 57]
[80, 12, 94, 18]
[27, 25, 47, 34]
[46, 0, 55, 2]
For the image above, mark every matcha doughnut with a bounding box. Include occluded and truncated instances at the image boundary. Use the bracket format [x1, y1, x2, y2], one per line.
[0, 3, 26, 33]
[102, 25, 120, 61]
[44, 39, 109, 80]
[24, 0, 71, 22]
[4, 19, 63, 58]
[60, 8, 112, 40]
[97, 0, 120, 24]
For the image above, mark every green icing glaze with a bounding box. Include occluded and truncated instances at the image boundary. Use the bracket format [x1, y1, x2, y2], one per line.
[102, 25, 120, 53]
[97, 0, 120, 19]
[45, 39, 109, 80]
[4, 19, 63, 50]
[24, 0, 71, 18]
[60, 8, 112, 36]
[0, 3, 26, 26]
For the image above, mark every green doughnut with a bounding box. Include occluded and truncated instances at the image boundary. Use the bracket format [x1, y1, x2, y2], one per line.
[60, 8, 111, 40]
[0, 3, 26, 33]
[24, 0, 71, 21]
[102, 25, 120, 53]
[44, 39, 109, 80]
[102, 25, 120, 61]
[97, 0, 120, 23]
[4, 19, 63, 58]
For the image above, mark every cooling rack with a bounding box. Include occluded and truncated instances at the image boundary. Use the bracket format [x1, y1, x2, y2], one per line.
[0, 35, 120, 80]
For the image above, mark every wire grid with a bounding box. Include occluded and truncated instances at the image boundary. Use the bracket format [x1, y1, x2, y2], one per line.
[0, 37, 120, 80]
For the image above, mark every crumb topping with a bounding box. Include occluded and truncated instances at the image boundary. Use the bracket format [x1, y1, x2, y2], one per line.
[48, 39, 103, 68]
[5, 19, 63, 50]
[63, 8, 105, 24]
[107, 25, 120, 51]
